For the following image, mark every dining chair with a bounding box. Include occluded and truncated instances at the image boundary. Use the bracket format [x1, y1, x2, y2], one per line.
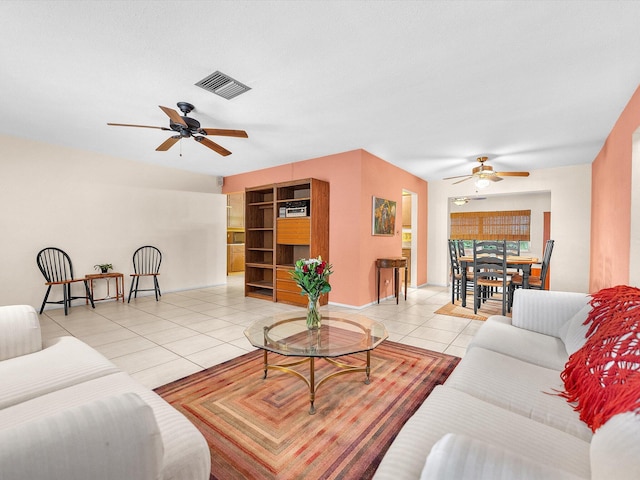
[473, 240, 510, 315]
[510, 239, 554, 296]
[36, 247, 95, 315]
[128, 245, 162, 302]
[448, 240, 473, 304]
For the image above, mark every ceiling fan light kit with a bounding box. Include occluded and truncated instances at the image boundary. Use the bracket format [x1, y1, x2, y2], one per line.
[475, 177, 492, 189]
[107, 102, 248, 157]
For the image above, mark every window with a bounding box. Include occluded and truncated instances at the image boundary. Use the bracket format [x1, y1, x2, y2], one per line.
[450, 210, 531, 241]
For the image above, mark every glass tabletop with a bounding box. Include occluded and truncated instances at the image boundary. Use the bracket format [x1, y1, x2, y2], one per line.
[244, 313, 388, 358]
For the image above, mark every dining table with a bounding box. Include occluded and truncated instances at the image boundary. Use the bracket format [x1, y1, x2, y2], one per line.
[458, 255, 539, 308]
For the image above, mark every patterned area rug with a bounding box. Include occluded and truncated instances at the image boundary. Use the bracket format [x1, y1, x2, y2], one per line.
[155, 341, 459, 480]
[434, 298, 511, 321]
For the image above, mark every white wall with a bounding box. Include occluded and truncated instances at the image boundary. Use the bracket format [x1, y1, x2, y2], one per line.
[428, 163, 592, 293]
[0, 134, 227, 310]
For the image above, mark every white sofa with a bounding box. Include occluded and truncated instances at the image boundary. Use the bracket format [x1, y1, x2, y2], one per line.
[374, 289, 640, 479]
[0, 305, 211, 480]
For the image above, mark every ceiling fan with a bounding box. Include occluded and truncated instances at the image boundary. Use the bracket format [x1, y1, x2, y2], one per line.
[444, 156, 529, 188]
[451, 196, 486, 206]
[107, 102, 248, 156]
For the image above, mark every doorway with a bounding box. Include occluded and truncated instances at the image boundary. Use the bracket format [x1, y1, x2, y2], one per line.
[402, 190, 418, 288]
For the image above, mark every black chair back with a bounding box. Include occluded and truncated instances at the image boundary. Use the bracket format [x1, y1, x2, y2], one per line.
[456, 240, 466, 257]
[473, 240, 508, 283]
[539, 239, 555, 287]
[448, 239, 461, 274]
[37, 247, 74, 283]
[473, 240, 509, 315]
[132, 246, 162, 275]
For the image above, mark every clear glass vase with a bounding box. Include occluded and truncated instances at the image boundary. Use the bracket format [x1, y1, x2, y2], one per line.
[306, 296, 321, 330]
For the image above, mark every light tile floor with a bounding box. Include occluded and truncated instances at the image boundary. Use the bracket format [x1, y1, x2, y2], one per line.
[39, 275, 483, 389]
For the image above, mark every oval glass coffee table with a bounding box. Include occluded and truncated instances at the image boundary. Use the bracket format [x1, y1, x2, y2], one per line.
[244, 313, 388, 414]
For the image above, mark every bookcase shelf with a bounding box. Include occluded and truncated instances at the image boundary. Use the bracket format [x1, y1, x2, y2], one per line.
[244, 178, 329, 306]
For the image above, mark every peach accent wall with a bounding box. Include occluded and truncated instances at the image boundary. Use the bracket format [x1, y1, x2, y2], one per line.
[590, 85, 640, 292]
[223, 149, 428, 307]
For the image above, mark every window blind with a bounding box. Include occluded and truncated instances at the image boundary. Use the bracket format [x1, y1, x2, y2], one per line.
[450, 210, 531, 240]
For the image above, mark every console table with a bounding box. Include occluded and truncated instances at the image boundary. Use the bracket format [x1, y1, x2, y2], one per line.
[376, 257, 408, 304]
[85, 272, 125, 303]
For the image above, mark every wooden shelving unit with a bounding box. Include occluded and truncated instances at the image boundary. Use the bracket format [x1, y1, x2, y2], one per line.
[244, 178, 329, 306]
[244, 186, 275, 301]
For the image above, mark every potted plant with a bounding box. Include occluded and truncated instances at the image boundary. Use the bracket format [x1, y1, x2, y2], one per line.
[94, 263, 113, 274]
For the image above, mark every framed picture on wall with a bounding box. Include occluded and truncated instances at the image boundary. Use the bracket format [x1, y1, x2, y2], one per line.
[372, 196, 396, 236]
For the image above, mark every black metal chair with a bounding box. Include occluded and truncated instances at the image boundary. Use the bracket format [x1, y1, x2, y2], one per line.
[128, 246, 162, 302]
[36, 247, 95, 315]
[473, 240, 511, 315]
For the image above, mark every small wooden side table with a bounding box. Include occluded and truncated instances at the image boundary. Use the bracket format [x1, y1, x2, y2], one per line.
[85, 272, 125, 303]
[376, 257, 408, 304]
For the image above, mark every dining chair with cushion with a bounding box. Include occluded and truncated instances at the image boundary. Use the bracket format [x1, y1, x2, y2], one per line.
[128, 245, 162, 303]
[36, 247, 95, 315]
[473, 240, 511, 315]
[510, 239, 554, 299]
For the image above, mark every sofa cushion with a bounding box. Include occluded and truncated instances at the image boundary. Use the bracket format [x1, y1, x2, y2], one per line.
[0, 336, 120, 409]
[443, 347, 592, 441]
[372, 386, 591, 480]
[421, 433, 585, 480]
[0, 371, 210, 480]
[590, 412, 640, 480]
[469, 316, 569, 370]
[560, 304, 592, 356]
[511, 289, 590, 337]
[0, 305, 41, 361]
[0, 392, 163, 480]
[560, 285, 640, 431]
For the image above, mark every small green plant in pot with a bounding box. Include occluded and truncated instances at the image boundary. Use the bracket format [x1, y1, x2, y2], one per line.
[94, 263, 113, 274]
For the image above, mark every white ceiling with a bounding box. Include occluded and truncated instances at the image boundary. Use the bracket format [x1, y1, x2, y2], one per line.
[2, 1, 640, 181]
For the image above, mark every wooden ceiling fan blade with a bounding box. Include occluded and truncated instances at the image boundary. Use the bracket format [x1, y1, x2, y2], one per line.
[107, 123, 171, 131]
[156, 136, 180, 151]
[496, 171, 530, 177]
[159, 106, 187, 127]
[201, 128, 248, 138]
[444, 174, 472, 180]
[452, 176, 473, 185]
[487, 175, 503, 182]
[195, 136, 232, 156]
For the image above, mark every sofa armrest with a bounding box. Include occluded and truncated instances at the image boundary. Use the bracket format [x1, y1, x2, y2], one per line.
[421, 433, 584, 480]
[0, 305, 42, 361]
[511, 289, 589, 337]
[0, 392, 163, 480]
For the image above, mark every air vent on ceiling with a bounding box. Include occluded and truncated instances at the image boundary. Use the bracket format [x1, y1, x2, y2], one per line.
[195, 71, 251, 100]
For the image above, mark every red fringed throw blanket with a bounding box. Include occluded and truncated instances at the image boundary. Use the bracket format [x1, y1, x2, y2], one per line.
[559, 285, 640, 431]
